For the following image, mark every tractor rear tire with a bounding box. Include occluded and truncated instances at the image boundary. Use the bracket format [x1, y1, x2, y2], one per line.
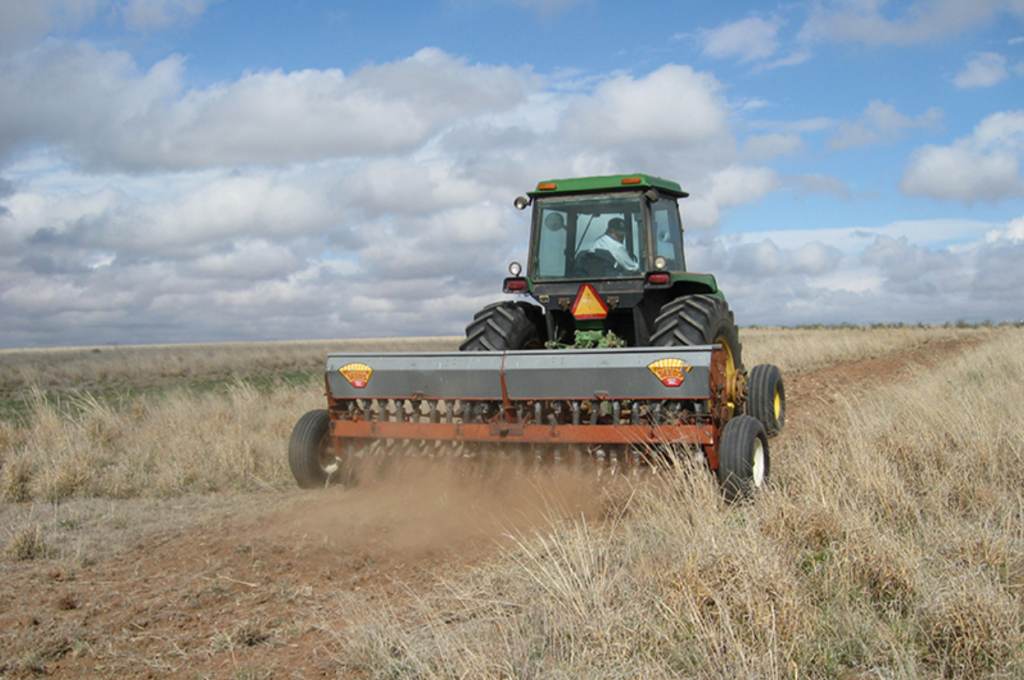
[717, 415, 769, 503]
[289, 409, 342, 489]
[460, 301, 543, 351]
[649, 294, 744, 371]
[747, 364, 785, 436]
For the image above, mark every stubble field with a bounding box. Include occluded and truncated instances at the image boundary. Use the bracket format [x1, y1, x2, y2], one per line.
[1, 325, 1022, 679]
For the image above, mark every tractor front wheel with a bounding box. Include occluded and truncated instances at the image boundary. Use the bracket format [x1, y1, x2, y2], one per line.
[717, 415, 769, 503]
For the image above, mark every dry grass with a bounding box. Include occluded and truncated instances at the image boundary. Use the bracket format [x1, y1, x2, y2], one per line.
[2, 526, 54, 561]
[0, 381, 314, 502]
[0, 337, 458, 501]
[2, 327, 1022, 678]
[0, 337, 461, 402]
[334, 327, 1024, 679]
[0, 327, 965, 504]
[741, 324, 977, 374]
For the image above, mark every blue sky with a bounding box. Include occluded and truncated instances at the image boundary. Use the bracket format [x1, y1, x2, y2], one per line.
[1, 0, 1023, 348]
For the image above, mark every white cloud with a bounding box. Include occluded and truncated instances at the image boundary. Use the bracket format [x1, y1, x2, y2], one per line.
[798, 0, 1024, 47]
[4, 172, 342, 256]
[985, 215, 1024, 242]
[0, 0, 219, 56]
[786, 174, 851, 200]
[829, 101, 942, 150]
[0, 42, 187, 164]
[708, 166, 781, 207]
[4, 22, 1023, 346]
[563, 64, 730, 147]
[186, 239, 303, 280]
[0, 2, 55, 56]
[953, 52, 1009, 88]
[901, 110, 1024, 203]
[741, 133, 804, 161]
[792, 241, 844, 275]
[725, 239, 842, 278]
[760, 51, 814, 70]
[0, 43, 534, 170]
[698, 15, 783, 62]
[702, 215, 1024, 327]
[342, 158, 491, 216]
[0, 46, 754, 326]
[973, 109, 1024, 150]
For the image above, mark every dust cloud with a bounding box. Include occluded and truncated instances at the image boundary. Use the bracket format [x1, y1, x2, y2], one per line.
[267, 456, 633, 562]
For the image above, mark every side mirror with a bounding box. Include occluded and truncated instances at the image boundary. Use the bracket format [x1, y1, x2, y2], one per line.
[514, 196, 531, 210]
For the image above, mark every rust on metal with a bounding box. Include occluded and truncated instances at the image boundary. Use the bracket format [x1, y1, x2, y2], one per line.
[498, 352, 515, 421]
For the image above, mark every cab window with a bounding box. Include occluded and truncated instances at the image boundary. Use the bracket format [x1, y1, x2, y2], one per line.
[650, 198, 685, 270]
[532, 194, 646, 280]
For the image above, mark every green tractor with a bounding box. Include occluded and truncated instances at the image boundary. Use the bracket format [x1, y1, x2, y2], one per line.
[460, 173, 785, 491]
[463, 174, 742, 354]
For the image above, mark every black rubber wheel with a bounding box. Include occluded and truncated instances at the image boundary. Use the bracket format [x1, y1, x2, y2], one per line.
[460, 301, 543, 351]
[649, 294, 744, 370]
[288, 409, 342, 489]
[717, 415, 769, 503]
[650, 294, 744, 414]
[747, 364, 785, 437]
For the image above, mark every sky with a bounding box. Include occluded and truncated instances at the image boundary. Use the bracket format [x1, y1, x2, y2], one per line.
[1, 0, 1023, 348]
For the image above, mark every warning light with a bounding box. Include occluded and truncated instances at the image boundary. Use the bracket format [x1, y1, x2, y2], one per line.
[570, 284, 608, 320]
[648, 358, 692, 387]
[339, 363, 373, 388]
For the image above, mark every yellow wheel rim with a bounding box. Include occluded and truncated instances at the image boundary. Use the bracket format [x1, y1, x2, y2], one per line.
[773, 389, 781, 419]
[716, 335, 739, 416]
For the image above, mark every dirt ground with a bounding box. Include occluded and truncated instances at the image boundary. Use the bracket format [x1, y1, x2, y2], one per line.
[0, 335, 979, 679]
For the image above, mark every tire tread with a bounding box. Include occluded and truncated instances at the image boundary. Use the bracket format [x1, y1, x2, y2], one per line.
[288, 409, 331, 489]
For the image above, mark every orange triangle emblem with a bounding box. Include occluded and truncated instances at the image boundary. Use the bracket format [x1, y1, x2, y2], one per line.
[571, 284, 608, 320]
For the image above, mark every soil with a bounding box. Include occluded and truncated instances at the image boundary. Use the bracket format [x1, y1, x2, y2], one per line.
[0, 334, 981, 679]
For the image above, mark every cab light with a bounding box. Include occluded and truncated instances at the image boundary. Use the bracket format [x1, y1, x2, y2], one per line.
[621, 177, 642, 185]
[537, 182, 558, 191]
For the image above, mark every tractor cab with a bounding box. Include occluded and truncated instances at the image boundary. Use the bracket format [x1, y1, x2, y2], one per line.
[504, 174, 719, 347]
[527, 175, 687, 282]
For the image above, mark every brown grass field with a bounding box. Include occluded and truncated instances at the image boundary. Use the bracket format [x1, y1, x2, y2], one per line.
[1, 326, 1022, 678]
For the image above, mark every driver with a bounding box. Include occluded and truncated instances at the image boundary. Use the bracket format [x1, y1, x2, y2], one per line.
[590, 218, 639, 272]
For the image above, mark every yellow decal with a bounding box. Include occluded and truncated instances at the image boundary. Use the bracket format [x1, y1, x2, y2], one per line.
[339, 362, 373, 388]
[648, 358, 691, 387]
[571, 284, 608, 320]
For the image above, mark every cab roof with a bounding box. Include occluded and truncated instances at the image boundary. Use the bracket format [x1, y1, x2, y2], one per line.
[527, 173, 689, 199]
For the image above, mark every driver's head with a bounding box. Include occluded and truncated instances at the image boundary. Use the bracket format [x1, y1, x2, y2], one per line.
[607, 218, 627, 242]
